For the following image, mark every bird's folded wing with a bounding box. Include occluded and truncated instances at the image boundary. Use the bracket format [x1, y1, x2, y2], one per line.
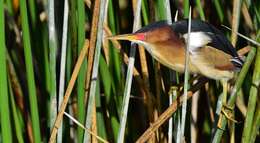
[190, 46, 236, 79]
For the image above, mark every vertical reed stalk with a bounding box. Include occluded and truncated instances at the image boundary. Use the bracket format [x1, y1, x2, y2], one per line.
[180, 7, 191, 143]
[19, 0, 41, 142]
[57, 0, 69, 142]
[0, 1, 12, 142]
[77, 0, 86, 141]
[231, 0, 242, 46]
[117, 0, 142, 142]
[48, 0, 58, 134]
[83, 0, 107, 142]
[241, 46, 260, 142]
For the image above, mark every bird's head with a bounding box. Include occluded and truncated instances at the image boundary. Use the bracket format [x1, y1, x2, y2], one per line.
[107, 21, 182, 53]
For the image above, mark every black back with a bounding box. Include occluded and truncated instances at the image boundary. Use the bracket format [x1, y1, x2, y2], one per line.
[172, 19, 239, 58]
[135, 21, 169, 33]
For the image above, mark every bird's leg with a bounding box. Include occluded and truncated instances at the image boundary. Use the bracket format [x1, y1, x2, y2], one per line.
[217, 80, 238, 129]
[217, 79, 228, 129]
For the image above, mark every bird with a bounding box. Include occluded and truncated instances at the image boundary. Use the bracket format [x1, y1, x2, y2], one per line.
[107, 19, 243, 81]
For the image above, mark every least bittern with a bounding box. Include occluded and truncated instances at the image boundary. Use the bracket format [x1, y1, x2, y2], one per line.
[108, 20, 243, 81]
[108, 20, 244, 125]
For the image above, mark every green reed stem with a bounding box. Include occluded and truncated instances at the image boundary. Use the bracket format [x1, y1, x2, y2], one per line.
[213, 0, 224, 22]
[196, 0, 205, 20]
[77, 0, 86, 142]
[241, 46, 260, 142]
[0, 1, 12, 142]
[48, 0, 58, 135]
[19, 0, 41, 142]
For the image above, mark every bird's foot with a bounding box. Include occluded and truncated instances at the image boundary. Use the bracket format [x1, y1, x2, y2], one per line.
[221, 105, 239, 123]
[217, 104, 239, 129]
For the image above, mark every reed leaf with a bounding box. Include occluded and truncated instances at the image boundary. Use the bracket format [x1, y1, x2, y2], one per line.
[0, 1, 12, 142]
[19, 0, 41, 142]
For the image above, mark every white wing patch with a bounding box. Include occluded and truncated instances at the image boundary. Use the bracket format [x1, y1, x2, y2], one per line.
[183, 32, 212, 53]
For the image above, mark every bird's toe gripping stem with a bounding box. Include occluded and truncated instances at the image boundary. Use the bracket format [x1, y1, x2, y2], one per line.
[217, 104, 239, 129]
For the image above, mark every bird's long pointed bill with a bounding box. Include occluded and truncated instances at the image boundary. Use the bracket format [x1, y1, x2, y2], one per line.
[107, 34, 141, 41]
[107, 34, 137, 41]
